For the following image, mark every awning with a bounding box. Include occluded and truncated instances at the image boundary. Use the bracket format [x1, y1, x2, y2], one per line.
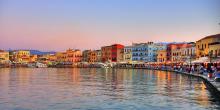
[192, 57, 209, 64]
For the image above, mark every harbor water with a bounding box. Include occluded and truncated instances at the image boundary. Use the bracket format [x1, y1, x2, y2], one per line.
[0, 68, 220, 110]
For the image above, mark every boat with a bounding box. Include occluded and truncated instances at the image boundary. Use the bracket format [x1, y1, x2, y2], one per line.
[36, 62, 47, 68]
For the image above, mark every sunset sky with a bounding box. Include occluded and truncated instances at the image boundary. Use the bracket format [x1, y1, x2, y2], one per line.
[0, 0, 219, 51]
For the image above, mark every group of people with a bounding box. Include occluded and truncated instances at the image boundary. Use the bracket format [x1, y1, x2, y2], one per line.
[163, 63, 220, 77]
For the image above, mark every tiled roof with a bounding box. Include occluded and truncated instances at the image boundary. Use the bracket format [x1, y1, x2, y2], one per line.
[199, 34, 220, 41]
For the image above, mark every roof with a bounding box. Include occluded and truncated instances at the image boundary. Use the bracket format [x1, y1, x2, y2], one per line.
[198, 34, 220, 41]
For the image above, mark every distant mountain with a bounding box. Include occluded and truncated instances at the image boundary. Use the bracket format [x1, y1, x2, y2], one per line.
[29, 50, 56, 55]
[7, 49, 56, 55]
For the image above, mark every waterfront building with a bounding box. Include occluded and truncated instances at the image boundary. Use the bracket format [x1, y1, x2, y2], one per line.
[167, 43, 187, 62]
[101, 45, 112, 62]
[16, 50, 30, 63]
[0, 50, 9, 64]
[148, 43, 166, 62]
[48, 54, 57, 62]
[82, 50, 91, 62]
[9, 51, 16, 63]
[55, 52, 66, 63]
[209, 42, 220, 58]
[196, 34, 220, 58]
[132, 42, 166, 62]
[157, 50, 167, 63]
[123, 46, 133, 63]
[111, 44, 124, 62]
[55, 49, 82, 63]
[171, 43, 196, 63]
[38, 54, 56, 64]
[95, 50, 101, 62]
[101, 44, 124, 63]
[9, 50, 30, 63]
[88, 51, 97, 63]
[29, 55, 38, 63]
[180, 43, 196, 63]
[65, 49, 82, 63]
[73, 49, 82, 63]
[132, 43, 148, 62]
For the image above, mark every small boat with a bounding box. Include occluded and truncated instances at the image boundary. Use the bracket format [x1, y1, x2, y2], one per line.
[36, 62, 47, 68]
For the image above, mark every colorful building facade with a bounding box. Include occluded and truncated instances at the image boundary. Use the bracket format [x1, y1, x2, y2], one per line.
[111, 44, 124, 62]
[123, 46, 132, 63]
[132, 42, 166, 62]
[101, 44, 124, 62]
[29, 55, 38, 63]
[55, 49, 82, 63]
[88, 51, 97, 63]
[9, 50, 30, 63]
[101, 46, 112, 62]
[0, 50, 9, 64]
[82, 50, 91, 62]
[196, 34, 220, 58]
[95, 50, 101, 62]
[171, 43, 196, 63]
[209, 42, 220, 58]
[157, 50, 167, 63]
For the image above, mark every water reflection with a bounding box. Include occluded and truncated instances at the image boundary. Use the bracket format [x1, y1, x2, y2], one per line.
[0, 68, 220, 110]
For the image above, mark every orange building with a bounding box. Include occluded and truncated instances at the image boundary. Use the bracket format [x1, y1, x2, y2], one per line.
[167, 43, 189, 62]
[56, 49, 82, 63]
[29, 55, 38, 63]
[65, 49, 82, 63]
[171, 43, 195, 62]
[88, 51, 97, 63]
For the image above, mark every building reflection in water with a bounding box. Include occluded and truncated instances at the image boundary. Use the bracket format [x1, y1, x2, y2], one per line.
[0, 68, 216, 109]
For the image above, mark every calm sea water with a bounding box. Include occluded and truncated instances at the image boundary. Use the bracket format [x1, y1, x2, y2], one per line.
[0, 68, 220, 110]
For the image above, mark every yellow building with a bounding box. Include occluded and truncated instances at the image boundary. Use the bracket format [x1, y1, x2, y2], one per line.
[157, 50, 167, 63]
[55, 52, 66, 62]
[196, 34, 220, 58]
[48, 54, 57, 62]
[209, 42, 220, 58]
[11, 50, 31, 63]
[0, 50, 9, 64]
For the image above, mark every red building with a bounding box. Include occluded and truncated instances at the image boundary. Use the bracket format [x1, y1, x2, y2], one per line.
[101, 44, 124, 62]
[111, 44, 124, 62]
